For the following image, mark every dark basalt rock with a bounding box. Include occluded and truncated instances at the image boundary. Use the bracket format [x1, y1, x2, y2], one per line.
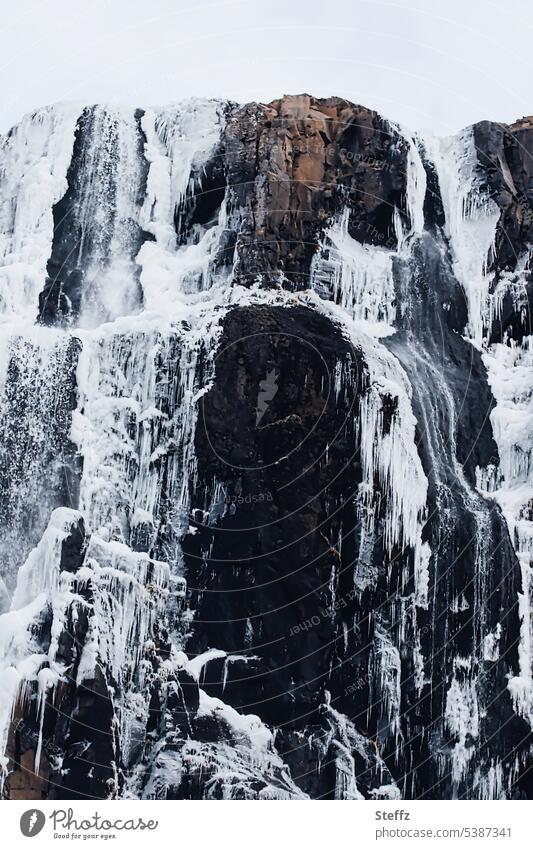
[220, 94, 410, 289]
[178, 302, 418, 797]
[186, 304, 365, 726]
[472, 118, 533, 342]
[386, 232, 529, 797]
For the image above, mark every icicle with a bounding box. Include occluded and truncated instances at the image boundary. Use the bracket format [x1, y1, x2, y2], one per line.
[373, 627, 403, 744]
[311, 208, 396, 333]
[34, 667, 57, 774]
[403, 132, 427, 238]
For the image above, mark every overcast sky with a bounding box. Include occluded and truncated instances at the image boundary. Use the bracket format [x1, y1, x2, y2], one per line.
[1, 0, 532, 135]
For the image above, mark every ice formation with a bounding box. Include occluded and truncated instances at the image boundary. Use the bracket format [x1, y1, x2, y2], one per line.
[0, 96, 531, 800]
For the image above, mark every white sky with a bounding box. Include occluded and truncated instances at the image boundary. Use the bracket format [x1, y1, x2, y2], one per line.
[0, 0, 532, 135]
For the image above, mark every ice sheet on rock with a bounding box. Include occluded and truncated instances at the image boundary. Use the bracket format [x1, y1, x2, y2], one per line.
[80, 534, 170, 683]
[479, 300, 533, 724]
[11, 507, 82, 610]
[144, 99, 225, 236]
[304, 292, 429, 562]
[0, 327, 79, 597]
[445, 657, 480, 787]
[139, 102, 228, 308]
[371, 627, 403, 745]
[138, 210, 228, 307]
[320, 697, 398, 800]
[311, 208, 396, 331]
[186, 648, 227, 681]
[425, 127, 500, 345]
[310, 127, 426, 334]
[196, 689, 272, 752]
[402, 131, 427, 239]
[65, 106, 147, 326]
[507, 559, 532, 722]
[428, 124, 533, 724]
[72, 309, 223, 561]
[0, 503, 175, 784]
[482, 340, 533, 526]
[483, 623, 502, 661]
[0, 104, 81, 321]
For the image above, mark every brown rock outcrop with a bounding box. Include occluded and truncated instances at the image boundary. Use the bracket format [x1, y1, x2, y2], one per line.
[221, 94, 409, 288]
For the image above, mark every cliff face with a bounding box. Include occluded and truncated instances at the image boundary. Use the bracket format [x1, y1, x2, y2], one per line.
[472, 118, 533, 342]
[0, 95, 532, 800]
[221, 95, 409, 288]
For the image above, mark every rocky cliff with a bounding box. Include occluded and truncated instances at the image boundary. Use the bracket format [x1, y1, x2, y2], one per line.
[0, 94, 531, 800]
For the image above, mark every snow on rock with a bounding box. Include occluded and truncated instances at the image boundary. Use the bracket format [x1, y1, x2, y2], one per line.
[0, 508, 84, 779]
[140, 689, 307, 800]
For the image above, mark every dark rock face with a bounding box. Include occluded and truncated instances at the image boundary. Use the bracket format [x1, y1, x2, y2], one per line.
[387, 234, 528, 798]
[474, 119, 533, 273]
[179, 292, 530, 799]
[220, 94, 409, 288]
[473, 118, 533, 342]
[1, 96, 533, 801]
[188, 305, 365, 721]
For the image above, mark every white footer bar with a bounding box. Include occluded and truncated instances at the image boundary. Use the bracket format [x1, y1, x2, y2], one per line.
[2, 799, 530, 848]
